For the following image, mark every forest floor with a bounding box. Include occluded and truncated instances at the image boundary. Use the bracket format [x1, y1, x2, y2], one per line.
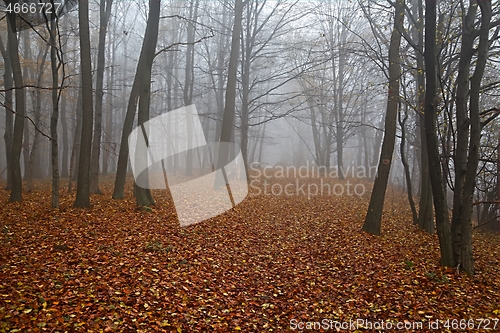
[0, 175, 499, 332]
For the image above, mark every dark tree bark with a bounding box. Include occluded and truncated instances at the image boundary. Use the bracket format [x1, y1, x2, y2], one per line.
[410, 0, 434, 233]
[90, 0, 113, 194]
[68, 89, 82, 192]
[399, 105, 418, 224]
[456, 0, 492, 274]
[48, 12, 61, 208]
[60, 86, 69, 178]
[7, 10, 26, 202]
[74, 0, 94, 208]
[219, 0, 244, 145]
[424, 0, 454, 267]
[22, 31, 30, 182]
[498, 130, 500, 234]
[113, 0, 160, 205]
[134, 0, 160, 207]
[450, 0, 476, 268]
[362, 0, 404, 236]
[0, 36, 14, 191]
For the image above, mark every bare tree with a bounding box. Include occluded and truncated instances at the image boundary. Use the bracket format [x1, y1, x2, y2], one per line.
[0, 36, 14, 191]
[6, 10, 26, 202]
[451, 0, 493, 274]
[90, 0, 113, 194]
[48, 10, 61, 208]
[219, 0, 245, 145]
[113, 0, 160, 207]
[424, 0, 454, 267]
[362, 0, 404, 235]
[74, 0, 94, 208]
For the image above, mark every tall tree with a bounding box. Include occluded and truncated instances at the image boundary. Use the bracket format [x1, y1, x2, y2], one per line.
[0, 36, 13, 191]
[183, 0, 199, 177]
[362, 0, 404, 235]
[49, 13, 61, 208]
[134, 0, 160, 207]
[6, 10, 26, 202]
[424, 0, 454, 267]
[452, 0, 492, 274]
[90, 0, 113, 194]
[219, 0, 245, 146]
[113, 0, 160, 205]
[410, 0, 434, 233]
[74, 0, 94, 208]
[25, 44, 49, 192]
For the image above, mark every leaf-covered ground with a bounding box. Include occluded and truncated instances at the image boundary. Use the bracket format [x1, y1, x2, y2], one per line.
[0, 176, 499, 332]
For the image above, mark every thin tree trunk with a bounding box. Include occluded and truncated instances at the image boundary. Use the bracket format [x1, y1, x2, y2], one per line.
[424, 0, 454, 267]
[113, 0, 160, 203]
[68, 89, 82, 192]
[60, 86, 69, 178]
[399, 104, 418, 224]
[25, 44, 49, 192]
[90, 0, 113, 194]
[60, 13, 69, 179]
[49, 18, 60, 208]
[22, 31, 31, 182]
[219, 0, 244, 146]
[451, 1, 476, 267]
[458, 0, 491, 274]
[362, 0, 404, 235]
[0, 36, 14, 191]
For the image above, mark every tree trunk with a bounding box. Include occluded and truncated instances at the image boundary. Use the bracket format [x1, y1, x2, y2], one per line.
[399, 106, 418, 224]
[458, 0, 491, 274]
[60, 86, 69, 178]
[90, 0, 113, 194]
[410, 0, 434, 233]
[25, 44, 49, 192]
[68, 89, 82, 192]
[22, 31, 31, 182]
[0, 36, 14, 191]
[424, 0, 454, 267]
[113, 0, 160, 204]
[183, 0, 199, 177]
[74, 0, 94, 208]
[219, 0, 244, 146]
[7, 11, 26, 203]
[103, 15, 117, 175]
[362, 0, 404, 235]
[60, 12, 69, 179]
[498, 129, 500, 234]
[49, 18, 60, 208]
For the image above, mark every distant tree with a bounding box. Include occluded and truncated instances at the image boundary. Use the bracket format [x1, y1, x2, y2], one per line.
[183, 0, 199, 177]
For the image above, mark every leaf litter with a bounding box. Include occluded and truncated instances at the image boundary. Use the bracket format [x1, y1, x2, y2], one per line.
[0, 176, 498, 332]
